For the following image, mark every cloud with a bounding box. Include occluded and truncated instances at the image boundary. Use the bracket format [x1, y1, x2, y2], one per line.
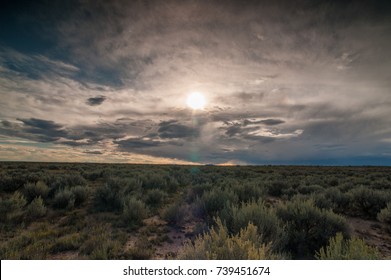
[114, 138, 162, 149]
[16, 118, 68, 142]
[83, 150, 103, 155]
[243, 118, 285, 126]
[0, 47, 79, 80]
[157, 120, 198, 139]
[0, 0, 390, 165]
[86, 95, 106, 106]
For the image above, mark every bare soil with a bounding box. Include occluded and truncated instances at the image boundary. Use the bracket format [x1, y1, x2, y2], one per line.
[346, 216, 391, 258]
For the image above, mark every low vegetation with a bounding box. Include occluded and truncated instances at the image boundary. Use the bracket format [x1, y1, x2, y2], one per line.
[316, 233, 380, 260]
[0, 162, 390, 259]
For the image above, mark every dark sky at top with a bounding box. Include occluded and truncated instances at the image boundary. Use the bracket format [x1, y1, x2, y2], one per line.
[0, 0, 390, 165]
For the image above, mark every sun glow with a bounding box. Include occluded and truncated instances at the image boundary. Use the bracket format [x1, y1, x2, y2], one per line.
[186, 92, 206, 110]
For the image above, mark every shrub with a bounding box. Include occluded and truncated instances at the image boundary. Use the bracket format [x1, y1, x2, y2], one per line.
[141, 173, 168, 190]
[328, 177, 339, 187]
[0, 191, 27, 223]
[0, 222, 60, 259]
[316, 233, 380, 260]
[297, 184, 324, 195]
[26, 197, 47, 220]
[232, 182, 265, 203]
[222, 200, 287, 252]
[323, 187, 349, 213]
[23, 181, 50, 202]
[311, 193, 336, 210]
[267, 181, 289, 197]
[377, 202, 391, 232]
[144, 189, 167, 208]
[348, 186, 390, 219]
[122, 197, 148, 228]
[179, 219, 281, 260]
[9, 191, 27, 209]
[186, 183, 213, 203]
[276, 199, 350, 259]
[51, 233, 83, 253]
[124, 235, 154, 260]
[163, 202, 186, 226]
[0, 174, 28, 192]
[53, 189, 75, 209]
[93, 177, 128, 212]
[141, 174, 179, 193]
[198, 188, 238, 220]
[82, 170, 103, 181]
[70, 185, 88, 207]
[45, 174, 87, 196]
[80, 224, 122, 259]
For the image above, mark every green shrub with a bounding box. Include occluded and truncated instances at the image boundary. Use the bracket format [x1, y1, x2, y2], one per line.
[141, 173, 168, 190]
[51, 233, 83, 253]
[179, 219, 281, 260]
[328, 177, 339, 187]
[186, 183, 213, 203]
[9, 191, 27, 209]
[53, 189, 75, 209]
[0, 174, 28, 192]
[199, 188, 238, 220]
[80, 224, 122, 259]
[276, 199, 350, 259]
[0, 191, 27, 223]
[267, 181, 290, 197]
[348, 186, 390, 218]
[122, 197, 148, 228]
[311, 193, 336, 210]
[222, 200, 286, 252]
[93, 177, 127, 212]
[163, 202, 186, 226]
[144, 189, 167, 208]
[297, 184, 324, 195]
[377, 202, 391, 232]
[82, 170, 103, 181]
[23, 181, 50, 202]
[70, 185, 89, 207]
[323, 187, 349, 213]
[45, 174, 87, 197]
[141, 173, 179, 193]
[26, 197, 47, 220]
[0, 222, 60, 259]
[232, 182, 265, 203]
[316, 233, 380, 259]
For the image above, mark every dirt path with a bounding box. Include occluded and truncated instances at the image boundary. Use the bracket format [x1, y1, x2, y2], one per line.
[347, 216, 391, 258]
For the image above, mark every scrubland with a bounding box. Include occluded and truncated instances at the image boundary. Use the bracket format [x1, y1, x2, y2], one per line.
[1, 162, 390, 259]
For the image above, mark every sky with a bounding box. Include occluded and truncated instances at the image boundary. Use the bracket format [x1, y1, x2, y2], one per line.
[0, 0, 391, 165]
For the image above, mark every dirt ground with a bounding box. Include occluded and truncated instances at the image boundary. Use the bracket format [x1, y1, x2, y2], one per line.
[346, 217, 391, 258]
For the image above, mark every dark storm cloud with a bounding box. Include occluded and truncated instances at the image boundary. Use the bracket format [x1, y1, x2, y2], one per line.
[86, 95, 106, 106]
[18, 118, 68, 142]
[157, 120, 198, 139]
[0, 118, 66, 143]
[0, 116, 162, 147]
[243, 119, 285, 126]
[223, 123, 276, 142]
[114, 138, 162, 149]
[223, 118, 285, 137]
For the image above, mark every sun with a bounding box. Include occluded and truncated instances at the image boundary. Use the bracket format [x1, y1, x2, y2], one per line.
[186, 92, 206, 110]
